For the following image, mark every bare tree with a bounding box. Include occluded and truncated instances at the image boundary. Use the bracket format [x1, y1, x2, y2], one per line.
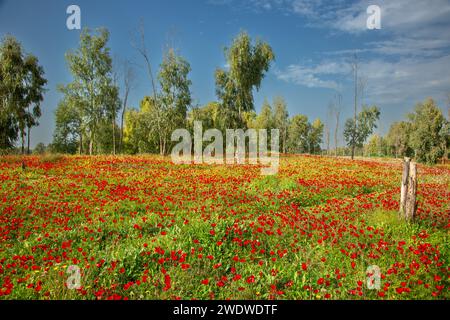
[118, 59, 135, 153]
[446, 93, 450, 141]
[358, 77, 368, 157]
[111, 71, 118, 155]
[26, 107, 32, 154]
[445, 93, 450, 162]
[132, 21, 158, 102]
[131, 21, 165, 155]
[325, 102, 332, 155]
[349, 54, 368, 159]
[332, 92, 342, 157]
[358, 77, 367, 108]
[447, 93, 450, 120]
[350, 54, 358, 160]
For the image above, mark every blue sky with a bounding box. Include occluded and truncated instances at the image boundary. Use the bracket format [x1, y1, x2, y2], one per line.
[1, 0, 450, 148]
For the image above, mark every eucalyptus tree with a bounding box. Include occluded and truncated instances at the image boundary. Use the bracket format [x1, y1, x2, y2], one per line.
[343, 106, 380, 156]
[215, 31, 274, 128]
[157, 48, 192, 155]
[273, 96, 289, 153]
[59, 28, 119, 155]
[0, 36, 46, 153]
[408, 98, 448, 164]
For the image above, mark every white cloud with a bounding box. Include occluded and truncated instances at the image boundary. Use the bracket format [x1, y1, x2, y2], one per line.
[291, 0, 323, 17]
[361, 55, 450, 104]
[275, 61, 350, 89]
[368, 37, 450, 57]
[288, 0, 450, 34]
[277, 0, 450, 105]
[325, 37, 450, 58]
[209, 0, 450, 33]
[207, 0, 234, 5]
[210, 0, 450, 56]
[291, 0, 450, 58]
[209, 0, 450, 107]
[277, 55, 450, 105]
[313, 61, 350, 75]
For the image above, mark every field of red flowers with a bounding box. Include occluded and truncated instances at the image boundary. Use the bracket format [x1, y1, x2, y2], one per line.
[0, 155, 448, 299]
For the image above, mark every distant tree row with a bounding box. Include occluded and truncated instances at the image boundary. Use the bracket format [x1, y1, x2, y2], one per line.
[49, 29, 378, 158]
[363, 98, 449, 164]
[1, 30, 448, 165]
[120, 28, 325, 156]
[186, 97, 324, 155]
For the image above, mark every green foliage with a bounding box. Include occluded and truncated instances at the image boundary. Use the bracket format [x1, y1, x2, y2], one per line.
[308, 118, 324, 154]
[380, 99, 449, 164]
[123, 97, 160, 154]
[0, 115, 18, 150]
[386, 121, 413, 158]
[408, 98, 448, 164]
[0, 35, 47, 152]
[248, 175, 297, 194]
[188, 102, 226, 132]
[252, 99, 273, 130]
[188, 97, 318, 156]
[123, 49, 192, 155]
[33, 142, 46, 155]
[215, 31, 274, 127]
[52, 99, 81, 154]
[159, 48, 192, 126]
[272, 96, 289, 153]
[96, 118, 121, 154]
[286, 115, 323, 154]
[156, 48, 192, 155]
[365, 209, 400, 228]
[364, 134, 388, 157]
[344, 106, 380, 150]
[57, 28, 120, 155]
[287, 114, 309, 153]
[364, 134, 389, 157]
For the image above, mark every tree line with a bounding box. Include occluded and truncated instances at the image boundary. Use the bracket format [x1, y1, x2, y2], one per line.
[1, 28, 449, 165]
[363, 98, 449, 164]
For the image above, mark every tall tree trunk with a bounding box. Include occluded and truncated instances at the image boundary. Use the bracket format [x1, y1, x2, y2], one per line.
[27, 126, 31, 154]
[21, 129, 26, 170]
[162, 134, 167, 156]
[119, 111, 124, 153]
[21, 129, 25, 155]
[79, 133, 83, 155]
[112, 117, 116, 155]
[351, 56, 358, 160]
[334, 111, 340, 157]
[120, 88, 129, 154]
[89, 131, 93, 156]
[120, 102, 126, 153]
[326, 128, 330, 156]
[351, 131, 356, 160]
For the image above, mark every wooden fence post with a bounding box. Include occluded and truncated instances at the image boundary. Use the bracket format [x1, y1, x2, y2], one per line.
[399, 157, 410, 216]
[399, 157, 417, 221]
